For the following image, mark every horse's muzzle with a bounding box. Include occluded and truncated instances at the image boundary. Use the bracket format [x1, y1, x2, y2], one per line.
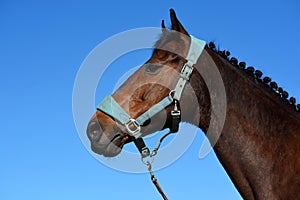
[86, 118, 110, 155]
[86, 117, 130, 157]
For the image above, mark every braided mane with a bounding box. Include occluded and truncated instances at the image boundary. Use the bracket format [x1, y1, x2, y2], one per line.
[153, 28, 299, 113]
[207, 41, 300, 113]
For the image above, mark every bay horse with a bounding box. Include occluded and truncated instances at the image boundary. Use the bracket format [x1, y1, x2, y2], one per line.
[87, 9, 300, 199]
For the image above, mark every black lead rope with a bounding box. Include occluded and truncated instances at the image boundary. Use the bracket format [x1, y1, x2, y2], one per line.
[133, 100, 181, 200]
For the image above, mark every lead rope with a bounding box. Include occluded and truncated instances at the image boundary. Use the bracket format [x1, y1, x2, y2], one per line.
[135, 100, 181, 200]
[133, 135, 170, 199]
[136, 131, 171, 200]
[146, 161, 168, 200]
[140, 135, 170, 200]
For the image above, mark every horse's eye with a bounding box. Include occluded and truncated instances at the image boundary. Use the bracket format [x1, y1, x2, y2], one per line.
[145, 63, 162, 74]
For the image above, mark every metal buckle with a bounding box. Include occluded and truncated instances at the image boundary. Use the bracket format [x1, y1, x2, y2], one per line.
[181, 62, 194, 80]
[125, 119, 141, 136]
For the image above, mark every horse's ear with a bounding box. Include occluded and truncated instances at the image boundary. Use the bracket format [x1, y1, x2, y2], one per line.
[170, 9, 189, 35]
[161, 19, 168, 35]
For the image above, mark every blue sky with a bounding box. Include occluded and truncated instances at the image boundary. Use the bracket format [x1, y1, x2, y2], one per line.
[1, 0, 299, 199]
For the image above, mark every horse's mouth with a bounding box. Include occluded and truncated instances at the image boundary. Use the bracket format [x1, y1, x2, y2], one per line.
[90, 132, 133, 157]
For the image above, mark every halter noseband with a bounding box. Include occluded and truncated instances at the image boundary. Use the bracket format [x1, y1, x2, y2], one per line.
[97, 35, 205, 137]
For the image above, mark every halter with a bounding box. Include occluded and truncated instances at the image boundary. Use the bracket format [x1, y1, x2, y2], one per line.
[96, 35, 205, 199]
[97, 35, 205, 139]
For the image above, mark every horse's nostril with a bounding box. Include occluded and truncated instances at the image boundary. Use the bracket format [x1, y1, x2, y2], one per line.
[87, 118, 103, 142]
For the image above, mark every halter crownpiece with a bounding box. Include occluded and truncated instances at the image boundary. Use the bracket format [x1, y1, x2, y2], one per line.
[97, 35, 206, 139]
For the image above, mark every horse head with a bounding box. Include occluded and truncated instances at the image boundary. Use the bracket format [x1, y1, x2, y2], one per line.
[86, 9, 209, 157]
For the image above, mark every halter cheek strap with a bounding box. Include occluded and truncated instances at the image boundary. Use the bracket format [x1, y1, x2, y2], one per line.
[97, 35, 206, 138]
[173, 36, 206, 100]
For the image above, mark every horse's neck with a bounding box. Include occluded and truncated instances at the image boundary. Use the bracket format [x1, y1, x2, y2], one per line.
[194, 48, 300, 199]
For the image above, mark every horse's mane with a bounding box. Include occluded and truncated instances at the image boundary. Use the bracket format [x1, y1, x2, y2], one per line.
[207, 41, 300, 114]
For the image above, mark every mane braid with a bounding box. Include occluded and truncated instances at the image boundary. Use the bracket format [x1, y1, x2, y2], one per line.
[208, 42, 300, 113]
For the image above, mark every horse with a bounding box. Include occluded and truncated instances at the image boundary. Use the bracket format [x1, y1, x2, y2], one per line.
[86, 9, 300, 199]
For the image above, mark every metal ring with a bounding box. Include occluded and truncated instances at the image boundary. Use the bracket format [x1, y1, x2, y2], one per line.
[142, 154, 155, 165]
[169, 90, 175, 100]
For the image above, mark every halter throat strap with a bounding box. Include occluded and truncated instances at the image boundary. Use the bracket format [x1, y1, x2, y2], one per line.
[97, 35, 206, 138]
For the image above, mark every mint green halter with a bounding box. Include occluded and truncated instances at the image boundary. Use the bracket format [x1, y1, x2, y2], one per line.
[97, 36, 206, 138]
